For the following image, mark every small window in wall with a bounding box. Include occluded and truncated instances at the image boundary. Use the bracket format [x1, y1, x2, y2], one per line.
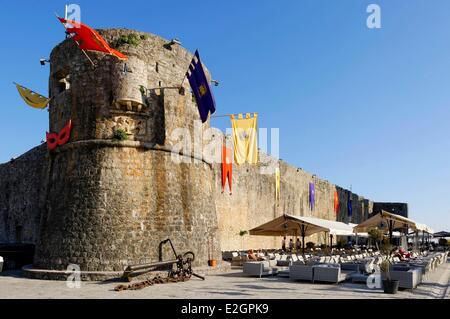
[155, 62, 159, 73]
[53, 70, 71, 95]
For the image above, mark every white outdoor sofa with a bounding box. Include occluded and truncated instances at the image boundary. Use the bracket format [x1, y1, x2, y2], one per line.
[312, 264, 355, 284]
[383, 265, 423, 290]
[289, 264, 314, 282]
[243, 261, 278, 278]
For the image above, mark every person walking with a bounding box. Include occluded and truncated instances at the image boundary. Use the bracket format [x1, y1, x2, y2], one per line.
[296, 237, 301, 252]
[282, 236, 287, 252]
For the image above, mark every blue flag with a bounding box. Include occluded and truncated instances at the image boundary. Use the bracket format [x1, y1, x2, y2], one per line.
[347, 194, 353, 217]
[186, 50, 216, 123]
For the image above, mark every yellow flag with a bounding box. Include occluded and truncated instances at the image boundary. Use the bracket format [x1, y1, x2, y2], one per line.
[230, 113, 258, 165]
[275, 167, 280, 204]
[15, 83, 50, 109]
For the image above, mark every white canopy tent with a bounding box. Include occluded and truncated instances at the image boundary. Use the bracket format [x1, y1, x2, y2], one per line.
[414, 223, 434, 234]
[353, 210, 433, 247]
[349, 223, 368, 238]
[249, 214, 355, 252]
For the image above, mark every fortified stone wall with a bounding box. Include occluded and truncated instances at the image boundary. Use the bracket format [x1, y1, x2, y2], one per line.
[0, 144, 373, 256]
[0, 28, 380, 276]
[34, 143, 218, 271]
[213, 155, 373, 252]
[0, 145, 48, 244]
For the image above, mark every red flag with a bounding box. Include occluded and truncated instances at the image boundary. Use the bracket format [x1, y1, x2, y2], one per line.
[334, 191, 339, 214]
[57, 17, 127, 61]
[221, 146, 232, 194]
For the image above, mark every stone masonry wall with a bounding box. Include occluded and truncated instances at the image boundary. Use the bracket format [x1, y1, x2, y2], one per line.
[0, 145, 48, 244]
[213, 156, 372, 252]
[34, 143, 219, 271]
[1, 144, 373, 259]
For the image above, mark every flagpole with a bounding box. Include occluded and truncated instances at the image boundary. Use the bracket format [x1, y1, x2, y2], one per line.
[210, 114, 232, 119]
[145, 86, 181, 91]
[179, 72, 188, 88]
[179, 48, 198, 88]
[55, 13, 95, 67]
[140, 86, 183, 97]
[210, 113, 258, 119]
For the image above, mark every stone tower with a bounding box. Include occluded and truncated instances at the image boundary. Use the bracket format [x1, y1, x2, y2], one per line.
[30, 29, 220, 278]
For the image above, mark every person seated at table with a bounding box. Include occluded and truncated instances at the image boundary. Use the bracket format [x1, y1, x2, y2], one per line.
[398, 248, 411, 259]
[392, 248, 407, 261]
[247, 249, 265, 261]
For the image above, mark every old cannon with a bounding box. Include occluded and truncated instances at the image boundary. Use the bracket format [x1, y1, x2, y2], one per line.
[115, 239, 205, 291]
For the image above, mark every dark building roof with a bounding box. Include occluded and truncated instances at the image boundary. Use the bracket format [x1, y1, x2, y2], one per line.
[372, 202, 408, 218]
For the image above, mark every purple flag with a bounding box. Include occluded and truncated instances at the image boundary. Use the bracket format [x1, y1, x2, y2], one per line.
[309, 182, 315, 211]
[186, 50, 216, 123]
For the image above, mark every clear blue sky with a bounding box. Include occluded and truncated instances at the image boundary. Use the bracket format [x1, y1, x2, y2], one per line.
[0, 1, 449, 232]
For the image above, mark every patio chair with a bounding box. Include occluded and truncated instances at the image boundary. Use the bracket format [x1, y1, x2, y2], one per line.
[393, 257, 401, 263]
[257, 252, 265, 259]
[243, 261, 278, 278]
[362, 258, 375, 274]
[276, 258, 292, 267]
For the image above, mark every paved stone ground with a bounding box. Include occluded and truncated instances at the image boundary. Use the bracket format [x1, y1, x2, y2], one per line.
[0, 261, 448, 299]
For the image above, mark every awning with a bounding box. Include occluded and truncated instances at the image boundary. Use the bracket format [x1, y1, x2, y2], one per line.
[353, 210, 419, 233]
[433, 231, 450, 238]
[348, 223, 369, 238]
[414, 223, 434, 234]
[249, 214, 355, 237]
